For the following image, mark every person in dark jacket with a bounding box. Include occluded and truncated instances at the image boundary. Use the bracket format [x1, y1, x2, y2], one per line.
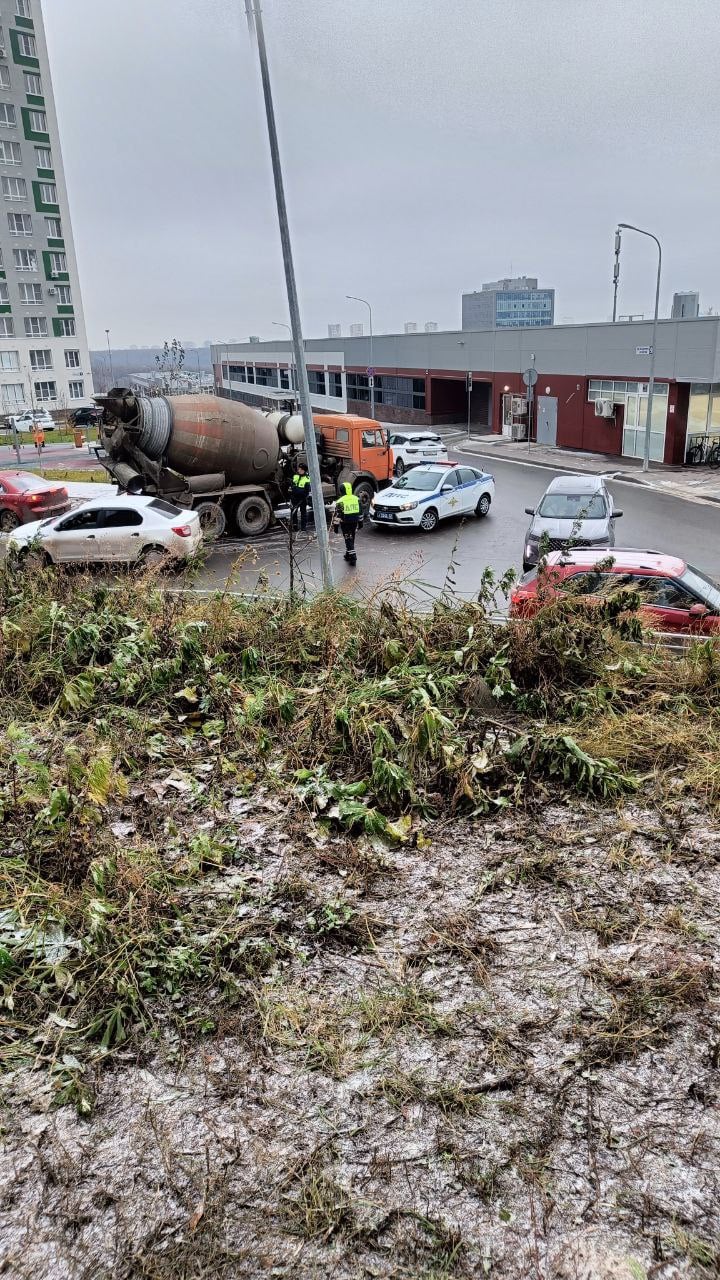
[291, 463, 310, 531]
[333, 482, 361, 564]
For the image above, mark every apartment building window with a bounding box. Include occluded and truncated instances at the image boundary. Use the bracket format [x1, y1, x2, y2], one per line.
[23, 73, 42, 96]
[28, 111, 47, 134]
[56, 284, 72, 305]
[46, 216, 62, 238]
[0, 140, 21, 164]
[16, 33, 37, 59]
[16, 0, 32, 16]
[307, 369, 326, 396]
[19, 281, 42, 303]
[48, 250, 66, 273]
[38, 182, 57, 205]
[8, 212, 32, 234]
[2, 175, 26, 200]
[68, 380, 84, 400]
[0, 317, 15, 336]
[56, 318, 74, 336]
[0, 350, 19, 371]
[13, 247, 37, 270]
[0, 66, 10, 91]
[64, 349, 80, 368]
[24, 314, 47, 336]
[35, 148, 52, 172]
[0, 104, 17, 128]
[2, 383, 24, 405]
[30, 349, 52, 370]
[34, 379, 56, 402]
[0, 282, 9, 304]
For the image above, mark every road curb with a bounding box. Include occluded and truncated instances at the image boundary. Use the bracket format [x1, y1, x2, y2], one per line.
[452, 442, 720, 507]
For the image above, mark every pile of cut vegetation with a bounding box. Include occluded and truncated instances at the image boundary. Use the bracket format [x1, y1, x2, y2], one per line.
[0, 567, 718, 1279]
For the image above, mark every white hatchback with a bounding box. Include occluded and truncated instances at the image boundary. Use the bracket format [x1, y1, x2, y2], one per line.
[8, 494, 202, 567]
[369, 463, 494, 533]
[388, 431, 448, 475]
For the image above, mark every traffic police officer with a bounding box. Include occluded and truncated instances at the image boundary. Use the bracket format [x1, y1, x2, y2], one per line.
[291, 463, 311, 531]
[333, 482, 361, 564]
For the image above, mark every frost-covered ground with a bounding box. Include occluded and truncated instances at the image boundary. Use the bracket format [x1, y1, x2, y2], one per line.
[3, 792, 718, 1279]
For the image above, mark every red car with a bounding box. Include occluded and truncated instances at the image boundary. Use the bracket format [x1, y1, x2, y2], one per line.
[0, 471, 70, 532]
[510, 549, 720, 636]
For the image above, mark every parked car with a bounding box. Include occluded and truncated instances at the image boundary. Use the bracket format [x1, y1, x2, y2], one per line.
[8, 494, 202, 567]
[368, 462, 494, 532]
[523, 474, 622, 571]
[388, 431, 448, 476]
[510, 549, 720, 635]
[7, 409, 56, 432]
[69, 406, 103, 428]
[0, 470, 70, 532]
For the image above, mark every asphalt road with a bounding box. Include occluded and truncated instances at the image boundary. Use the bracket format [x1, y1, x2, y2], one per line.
[193, 450, 720, 602]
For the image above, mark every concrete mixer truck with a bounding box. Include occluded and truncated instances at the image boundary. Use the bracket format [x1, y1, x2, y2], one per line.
[93, 389, 393, 538]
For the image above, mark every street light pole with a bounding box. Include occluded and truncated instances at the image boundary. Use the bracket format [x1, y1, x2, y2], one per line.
[346, 295, 374, 420]
[457, 340, 471, 436]
[244, 0, 333, 590]
[617, 223, 662, 473]
[105, 329, 114, 389]
[272, 321, 295, 401]
[612, 229, 621, 322]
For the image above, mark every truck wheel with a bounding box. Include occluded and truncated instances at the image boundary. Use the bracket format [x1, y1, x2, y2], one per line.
[195, 501, 226, 541]
[394, 458, 406, 477]
[353, 480, 375, 513]
[235, 495, 271, 538]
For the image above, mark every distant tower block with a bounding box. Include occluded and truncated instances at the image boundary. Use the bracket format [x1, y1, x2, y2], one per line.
[328, 323, 341, 338]
[349, 323, 364, 338]
[424, 322, 438, 333]
[404, 322, 418, 334]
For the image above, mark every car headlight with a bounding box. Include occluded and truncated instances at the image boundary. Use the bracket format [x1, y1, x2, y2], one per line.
[398, 501, 418, 511]
[525, 542, 534, 558]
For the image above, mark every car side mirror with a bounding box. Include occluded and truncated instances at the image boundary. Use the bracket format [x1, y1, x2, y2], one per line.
[441, 485, 453, 493]
[524, 507, 535, 515]
[689, 602, 709, 617]
[613, 510, 623, 518]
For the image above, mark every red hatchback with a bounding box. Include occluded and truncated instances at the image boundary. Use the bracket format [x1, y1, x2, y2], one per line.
[0, 471, 70, 532]
[510, 549, 720, 636]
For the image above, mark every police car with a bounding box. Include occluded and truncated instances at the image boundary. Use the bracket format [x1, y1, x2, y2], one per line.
[368, 462, 494, 533]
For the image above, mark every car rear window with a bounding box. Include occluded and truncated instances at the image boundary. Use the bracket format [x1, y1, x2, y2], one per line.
[8, 474, 51, 492]
[148, 498, 184, 518]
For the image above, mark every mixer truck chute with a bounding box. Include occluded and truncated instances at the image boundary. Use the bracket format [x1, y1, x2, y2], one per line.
[93, 390, 393, 538]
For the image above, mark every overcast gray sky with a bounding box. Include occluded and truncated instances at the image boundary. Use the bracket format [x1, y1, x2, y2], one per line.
[44, 0, 720, 348]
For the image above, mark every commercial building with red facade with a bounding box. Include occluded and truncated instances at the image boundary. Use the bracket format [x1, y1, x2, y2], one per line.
[213, 316, 720, 466]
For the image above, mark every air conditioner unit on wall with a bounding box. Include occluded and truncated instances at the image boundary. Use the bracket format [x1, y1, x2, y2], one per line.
[594, 397, 615, 419]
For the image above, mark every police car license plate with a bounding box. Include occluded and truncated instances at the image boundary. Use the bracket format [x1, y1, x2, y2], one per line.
[377, 511, 393, 521]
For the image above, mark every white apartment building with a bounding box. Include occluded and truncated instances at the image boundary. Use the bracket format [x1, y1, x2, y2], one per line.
[0, 0, 92, 416]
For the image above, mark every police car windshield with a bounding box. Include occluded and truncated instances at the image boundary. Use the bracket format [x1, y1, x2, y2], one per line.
[394, 470, 442, 491]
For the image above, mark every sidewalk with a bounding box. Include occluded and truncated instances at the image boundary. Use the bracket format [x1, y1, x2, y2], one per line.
[453, 432, 720, 506]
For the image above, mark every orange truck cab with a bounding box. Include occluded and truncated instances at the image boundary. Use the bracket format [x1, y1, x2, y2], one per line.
[312, 413, 393, 511]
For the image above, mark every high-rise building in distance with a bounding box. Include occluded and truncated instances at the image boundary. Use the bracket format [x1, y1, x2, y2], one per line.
[0, 0, 93, 414]
[424, 322, 438, 333]
[462, 275, 555, 330]
[328, 323, 341, 338]
[671, 292, 700, 320]
[349, 323, 363, 338]
[404, 321, 417, 334]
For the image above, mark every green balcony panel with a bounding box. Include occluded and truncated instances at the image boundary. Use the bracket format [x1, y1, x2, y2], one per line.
[10, 29, 39, 68]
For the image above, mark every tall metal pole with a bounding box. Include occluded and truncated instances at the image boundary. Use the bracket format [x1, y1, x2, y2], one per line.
[105, 329, 114, 389]
[245, 0, 333, 589]
[612, 229, 621, 322]
[618, 223, 662, 473]
[346, 294, 374, 420]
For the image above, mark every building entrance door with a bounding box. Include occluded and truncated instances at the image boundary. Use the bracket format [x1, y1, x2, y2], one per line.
[536, 396, 557, 446]
[622, 386, 667, 461]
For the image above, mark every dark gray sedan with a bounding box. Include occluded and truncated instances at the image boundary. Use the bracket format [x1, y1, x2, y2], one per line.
[522, 474, 622, 571]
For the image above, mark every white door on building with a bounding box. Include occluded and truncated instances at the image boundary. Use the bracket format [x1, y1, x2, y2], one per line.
[622, 384, 668, 462]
